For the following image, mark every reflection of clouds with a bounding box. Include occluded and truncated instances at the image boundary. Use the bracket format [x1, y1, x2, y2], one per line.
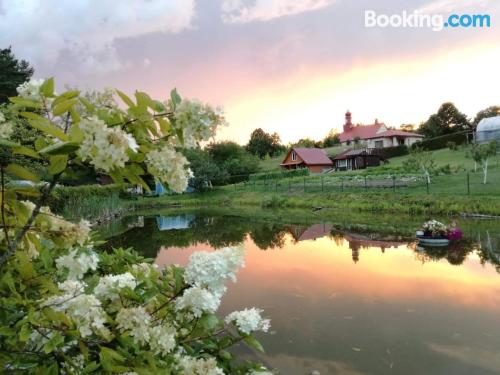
[428, 342, 500, 373]
[258, 353, 366, 375]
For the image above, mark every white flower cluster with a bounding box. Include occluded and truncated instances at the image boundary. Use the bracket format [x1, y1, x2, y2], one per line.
[175, 286, 221, 318]
[43, 280, 109, 338]
[248, 370, 274, 375]
[225, 308, 270, 335]
[176, 248, 246, 317]
[56, 248, 99, 280]
[16, 78, 44, 101]
[177, 355, 225, 375]
[94, 272, 137, 301]
[131, 262, 159, 277]
[173, 99, 223, 148]
[77, 116, 138, 172]
[422, 219, 448, 237]
[0, 111, 13, 139]
[145, 146, 190, 193]
[184, 247, 245, 294]
[23, 201, 91, 248]
[116, 307, 176, 356]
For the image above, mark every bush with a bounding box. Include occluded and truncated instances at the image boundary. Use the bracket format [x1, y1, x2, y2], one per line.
[411, 131, 470, 151]
[249, 168, 309, 181]
[379, 145, 409, 159]
[447, 141, 458, 150]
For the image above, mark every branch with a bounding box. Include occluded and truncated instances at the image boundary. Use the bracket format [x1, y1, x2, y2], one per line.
[1, 165, 11, 248]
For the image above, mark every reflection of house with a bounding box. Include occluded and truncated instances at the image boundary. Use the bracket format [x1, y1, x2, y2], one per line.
[280, 148, 333, 174]
[289, 224, 333, 242]
[156, 215, 195, 231]
[333, 149, 384, 171]
[343, 232, 406, 263]
[339, 111, 423, 148]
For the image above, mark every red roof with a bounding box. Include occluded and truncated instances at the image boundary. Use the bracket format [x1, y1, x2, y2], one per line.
[339, 123, 423, 142]
[281, 148, 333, 166]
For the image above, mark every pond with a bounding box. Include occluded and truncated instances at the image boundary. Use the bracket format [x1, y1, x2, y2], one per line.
[98, 210, 500, 375]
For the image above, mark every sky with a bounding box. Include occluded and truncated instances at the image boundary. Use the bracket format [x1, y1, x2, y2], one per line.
[1, 0, 500, 144]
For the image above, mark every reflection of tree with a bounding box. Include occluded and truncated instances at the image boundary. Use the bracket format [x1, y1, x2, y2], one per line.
[101, 215, 291, 257]
[249, 223, 288, 250]
[413, 241, 475, 266]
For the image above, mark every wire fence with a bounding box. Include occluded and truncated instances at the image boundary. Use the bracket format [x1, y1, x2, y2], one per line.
[221, 168, 500, 197]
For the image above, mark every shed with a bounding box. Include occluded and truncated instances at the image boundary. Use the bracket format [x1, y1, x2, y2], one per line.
[333, 149, 383, 171]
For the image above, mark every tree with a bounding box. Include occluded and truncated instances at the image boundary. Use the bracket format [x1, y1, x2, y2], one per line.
[323, 130, 340, 147]
[0, 47, 34, 103]
[467, 140, 498, 184]
[293, 138, 316, 148]
[403, 146, 435, 184]
[400, 123, 415, 132]
[246, 128, 284, 159]
[0, 78, 271, 373]
[418, 102, 471, 138]
[473, 106, 500, 129]
[184, 148, 229, 189]
[207, 141, 260, 181]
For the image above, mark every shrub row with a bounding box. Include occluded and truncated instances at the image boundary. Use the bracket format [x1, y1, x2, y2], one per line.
[249, 168, 309, 181]
[378, 145, 409, 159]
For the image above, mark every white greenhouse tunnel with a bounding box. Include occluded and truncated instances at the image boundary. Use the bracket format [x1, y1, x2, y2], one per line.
[476, 116, 500, 143]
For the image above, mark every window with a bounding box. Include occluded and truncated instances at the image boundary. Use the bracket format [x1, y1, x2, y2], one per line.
[374, 140, 383, 148]
[337, 159, 347, 167]
[291, 151, 297, 161]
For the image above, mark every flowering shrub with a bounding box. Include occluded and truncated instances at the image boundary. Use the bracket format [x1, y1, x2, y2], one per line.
[422, 220, 448, 237]
[0, 78, 271, 373]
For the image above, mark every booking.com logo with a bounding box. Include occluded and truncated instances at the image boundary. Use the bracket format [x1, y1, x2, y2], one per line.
[365, 10, 491, 31]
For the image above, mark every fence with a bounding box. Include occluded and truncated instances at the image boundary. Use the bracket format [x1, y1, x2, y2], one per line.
[224, 168, 500, 197]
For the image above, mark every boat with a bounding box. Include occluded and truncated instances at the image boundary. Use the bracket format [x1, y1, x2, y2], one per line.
[416, 230, 450, 246]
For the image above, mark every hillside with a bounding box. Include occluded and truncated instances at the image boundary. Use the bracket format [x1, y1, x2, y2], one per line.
[258, 145, 495, 174]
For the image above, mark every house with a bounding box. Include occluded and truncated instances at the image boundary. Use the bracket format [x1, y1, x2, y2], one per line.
[288, 224, 333, 242]
[333, 148, 384, 171]
[338, 111, 423, 148]
[281, 147, 333, 173]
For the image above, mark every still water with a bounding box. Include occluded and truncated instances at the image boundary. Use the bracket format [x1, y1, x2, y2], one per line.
[100, 211, 500, 375]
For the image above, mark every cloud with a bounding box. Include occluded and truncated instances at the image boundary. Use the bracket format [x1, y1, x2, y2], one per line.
[221, 0, 335, 24]
[0, 0, 195, 74]
[416, 0, 494, 14]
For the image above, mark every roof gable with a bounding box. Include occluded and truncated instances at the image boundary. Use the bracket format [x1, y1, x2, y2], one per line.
[281, 148, 333, 166]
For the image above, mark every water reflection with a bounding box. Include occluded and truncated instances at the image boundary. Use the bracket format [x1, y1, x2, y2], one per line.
[100, 212, 500, 375]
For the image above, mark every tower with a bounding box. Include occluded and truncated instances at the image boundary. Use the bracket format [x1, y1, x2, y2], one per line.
[343, 110, 353, 132]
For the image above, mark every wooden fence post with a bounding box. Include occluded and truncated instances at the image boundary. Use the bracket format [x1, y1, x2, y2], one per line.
[321, 176, 324, 192]
[392, 175, 396, 193]
[303, 177, 306, 192]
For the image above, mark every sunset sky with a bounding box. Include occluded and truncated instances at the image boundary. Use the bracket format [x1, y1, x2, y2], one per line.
[1, 0, 499, 144]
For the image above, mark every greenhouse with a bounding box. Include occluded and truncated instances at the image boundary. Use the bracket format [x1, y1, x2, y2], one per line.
[476, 115, 500, 143]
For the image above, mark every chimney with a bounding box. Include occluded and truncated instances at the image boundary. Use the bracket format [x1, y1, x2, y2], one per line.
[374, 118, 379, 125]
[343, 110, 353, 132]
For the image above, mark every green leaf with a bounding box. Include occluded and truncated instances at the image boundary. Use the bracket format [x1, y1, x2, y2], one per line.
[48, 155, 68, 174]
[40, 77, 55, 97]
[53, 98, 78, 116]
[5, 164, 39, 182]
[69, 123, 85, 142]
[43, 332, 64, 354]
[99, 347, 126, 372]
[42, 308, 72, 327]
[116, 90, 135, 107]
[173, 266, 185, 293]
[170, 88, 182, 106]
[34, 137, 49, 151]
[27, 118, 68, 141]
[9, 97, 42, 108]
[157, 117, 171, 134]
[0, 138, 20, 148]
[198, 313, 221, 332]
[39, 141, 79, 156]
[52, 90, 80, 107]
[19, 324, 31, 342]
[244, 336, 265, 353]
[12, 145, 40, 159]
